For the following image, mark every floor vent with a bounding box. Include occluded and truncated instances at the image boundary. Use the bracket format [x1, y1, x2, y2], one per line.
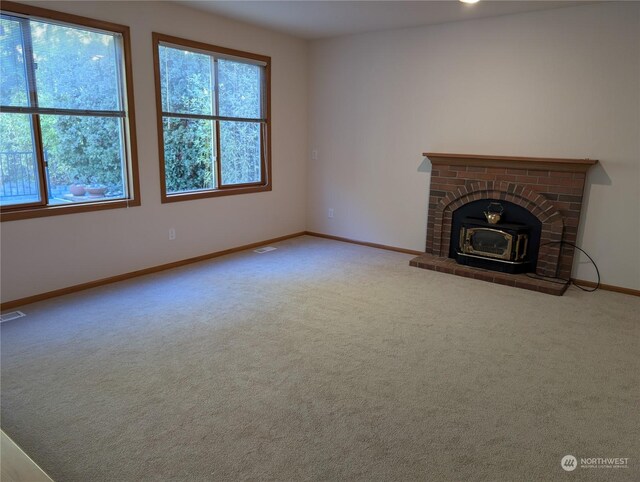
[0, 311, 26, 323]
[254, 246, 277, 254]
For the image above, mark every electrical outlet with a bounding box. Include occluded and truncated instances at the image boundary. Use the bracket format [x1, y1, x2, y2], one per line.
[311, 149, 318, 160]
[328, 208, 334, 218]
[169, 228, 176, 240]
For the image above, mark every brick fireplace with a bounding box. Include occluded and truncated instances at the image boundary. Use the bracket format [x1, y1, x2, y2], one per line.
[410, 153, 598, 295]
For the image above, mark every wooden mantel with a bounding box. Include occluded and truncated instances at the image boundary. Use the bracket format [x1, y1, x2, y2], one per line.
[423, 153, 598, 173]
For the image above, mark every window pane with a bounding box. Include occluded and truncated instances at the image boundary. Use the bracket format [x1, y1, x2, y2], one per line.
[163, 117, 215, 194]
[220, 121, 261, 185]
[40, 115, 126, 204]
[217, 59, 261, 119]
[0, 17, 29, 107]
[30, 21, 121, 111]
[159, 45, 212, 116]
[0, 113, 41, 206]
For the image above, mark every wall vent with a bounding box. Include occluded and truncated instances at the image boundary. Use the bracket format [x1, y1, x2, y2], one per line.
[0, 311, 26, 323]
[254, 246, 277, 254]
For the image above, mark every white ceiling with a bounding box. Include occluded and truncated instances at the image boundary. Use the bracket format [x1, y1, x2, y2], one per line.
[178, 1, 593, 40]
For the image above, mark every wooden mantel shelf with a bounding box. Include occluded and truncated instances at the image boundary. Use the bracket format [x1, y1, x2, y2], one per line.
[423, 152, 598, 172]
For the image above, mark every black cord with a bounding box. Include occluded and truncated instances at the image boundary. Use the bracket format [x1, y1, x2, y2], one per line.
[525, 240, 600, 292]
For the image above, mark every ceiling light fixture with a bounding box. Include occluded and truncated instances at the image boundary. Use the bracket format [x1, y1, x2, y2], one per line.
[460, 0, 480, 4]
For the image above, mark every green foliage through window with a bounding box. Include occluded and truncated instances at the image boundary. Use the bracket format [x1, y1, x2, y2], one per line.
[0, 10, 132, 209]
[157, 39, 267, 196]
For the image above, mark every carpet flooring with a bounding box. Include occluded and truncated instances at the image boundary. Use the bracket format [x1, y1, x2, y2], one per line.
[1, 235, 638, 481]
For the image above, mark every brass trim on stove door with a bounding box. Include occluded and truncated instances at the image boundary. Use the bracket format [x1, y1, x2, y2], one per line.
[463, 228, 513, 261]
[516, 234, 528, 261]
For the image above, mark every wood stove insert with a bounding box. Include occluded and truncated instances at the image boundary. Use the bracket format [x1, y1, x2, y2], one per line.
[451, 199, 542, 274]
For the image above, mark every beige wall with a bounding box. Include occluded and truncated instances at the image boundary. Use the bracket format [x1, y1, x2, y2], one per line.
[3, 2, 640, 303]
[308, 2, 640, 290]
[0, 1, 309, 302]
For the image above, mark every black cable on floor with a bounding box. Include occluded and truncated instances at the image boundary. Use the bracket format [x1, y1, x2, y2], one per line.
[525, 240, 600, 292]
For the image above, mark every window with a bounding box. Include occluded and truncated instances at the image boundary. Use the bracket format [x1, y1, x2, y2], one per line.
[153, 33, 271, 202]
[0, 2, 139, 221]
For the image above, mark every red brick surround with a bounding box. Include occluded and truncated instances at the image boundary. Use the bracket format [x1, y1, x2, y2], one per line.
[419, 153, 597, 287]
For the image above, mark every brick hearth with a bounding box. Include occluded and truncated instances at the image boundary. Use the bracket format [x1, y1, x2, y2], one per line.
[412, 153, 598, 295]
[409, 253, 568, 295]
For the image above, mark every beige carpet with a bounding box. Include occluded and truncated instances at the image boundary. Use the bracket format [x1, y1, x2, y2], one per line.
[1, 235, 638, 481]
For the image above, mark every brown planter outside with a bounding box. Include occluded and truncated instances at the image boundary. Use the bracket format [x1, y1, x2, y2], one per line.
[86, 186, 107, 197]
[69, 184, 86, 196]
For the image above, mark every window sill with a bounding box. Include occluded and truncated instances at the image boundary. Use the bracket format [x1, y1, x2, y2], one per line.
[161, 183, 272, 203]
[0, 198, 140, 222]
